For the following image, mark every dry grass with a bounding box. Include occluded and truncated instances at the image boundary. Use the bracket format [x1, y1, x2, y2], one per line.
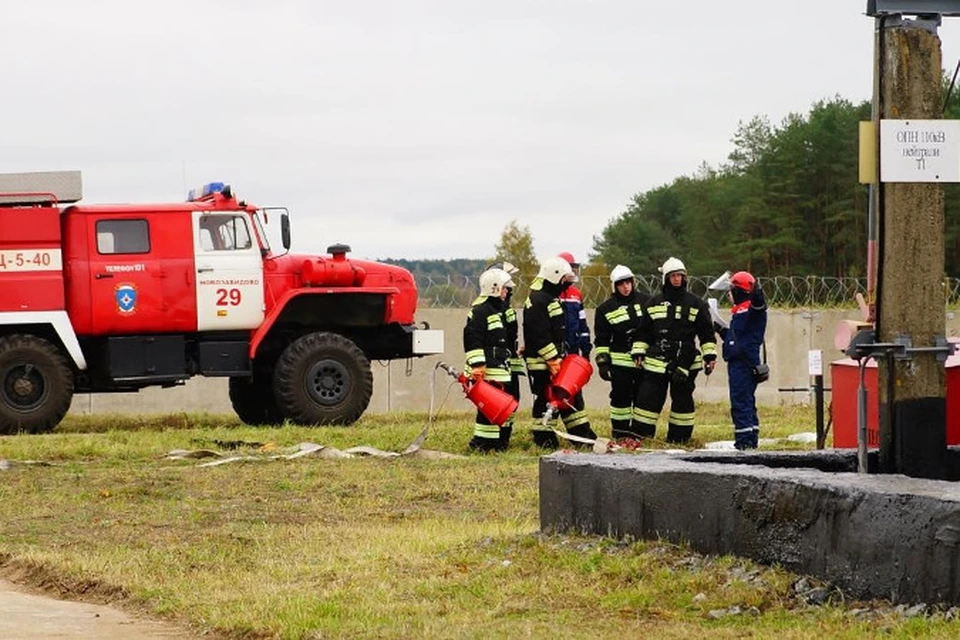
[0, 405, 955, 639]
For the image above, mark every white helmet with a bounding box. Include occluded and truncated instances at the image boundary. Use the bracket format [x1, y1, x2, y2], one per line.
[659, 256, 686, 284]
[479, 268, 510, 297]
[538, 256, 576, 285]
[610, 264, 634, 286]
[498, 269, 515, 290]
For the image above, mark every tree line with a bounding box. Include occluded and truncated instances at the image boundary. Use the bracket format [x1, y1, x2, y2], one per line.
[591, 87, 960, 278]
[386, 86, 960, 306]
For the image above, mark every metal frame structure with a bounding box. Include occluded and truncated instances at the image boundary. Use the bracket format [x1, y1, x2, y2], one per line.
[867, 0, 960, 16]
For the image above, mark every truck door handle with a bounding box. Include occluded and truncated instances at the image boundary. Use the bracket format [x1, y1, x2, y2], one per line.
[95, 273, 114, 279]
[197, 266, 214, 273]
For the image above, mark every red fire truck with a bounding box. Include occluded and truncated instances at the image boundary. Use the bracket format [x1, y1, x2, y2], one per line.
[0, 171, 443, 434]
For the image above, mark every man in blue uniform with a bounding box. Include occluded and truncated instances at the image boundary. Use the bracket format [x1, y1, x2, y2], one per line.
[715, 271, 767, 450]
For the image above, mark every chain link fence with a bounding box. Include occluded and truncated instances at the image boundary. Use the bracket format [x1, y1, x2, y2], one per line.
[416, 274, 960, 309]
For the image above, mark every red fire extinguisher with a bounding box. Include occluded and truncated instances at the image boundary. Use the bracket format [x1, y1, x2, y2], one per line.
[542, 354, 594, 424]
[437, 363, 519, 427]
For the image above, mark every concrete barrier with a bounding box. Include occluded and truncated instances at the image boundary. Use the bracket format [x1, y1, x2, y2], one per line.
[68, 308, 960, 417]
[540, 450, 960, 604]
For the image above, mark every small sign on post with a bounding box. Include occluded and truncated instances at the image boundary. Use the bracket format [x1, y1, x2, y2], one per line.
[879, 119, 960, 182]
[808, 350, 823, 377]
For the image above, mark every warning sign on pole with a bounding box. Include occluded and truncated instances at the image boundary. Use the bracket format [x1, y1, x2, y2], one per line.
[880, 119, 960, 183]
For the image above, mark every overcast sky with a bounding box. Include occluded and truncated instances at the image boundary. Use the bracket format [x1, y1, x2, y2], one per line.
[5, 1, 960, 262]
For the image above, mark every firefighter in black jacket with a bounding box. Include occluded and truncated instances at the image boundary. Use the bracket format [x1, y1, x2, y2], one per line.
[594, 265, 648, 440]
[523, 256, 597, 448]
[633, 257, 718, 443]
[464, 267, 516, 452]
[487, 260, 523, 451]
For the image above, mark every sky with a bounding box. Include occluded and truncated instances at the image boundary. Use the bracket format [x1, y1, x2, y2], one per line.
[5, 1, 960, 263]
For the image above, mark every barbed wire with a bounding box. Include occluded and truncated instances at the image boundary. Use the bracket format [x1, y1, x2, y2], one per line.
[415, 274, 955, 308]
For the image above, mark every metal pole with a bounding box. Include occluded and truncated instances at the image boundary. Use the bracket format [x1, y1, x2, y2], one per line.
[386, 362, 392, 412]
[858, 358, 870, 473]
[815, 374, 825, 449]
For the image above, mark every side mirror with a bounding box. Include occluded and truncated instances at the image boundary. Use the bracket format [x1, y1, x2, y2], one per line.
[281, 212, 291, 250]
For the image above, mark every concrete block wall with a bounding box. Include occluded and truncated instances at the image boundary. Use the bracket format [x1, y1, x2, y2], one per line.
[540, 451, 960, 605]
[68, 308, 960, 417]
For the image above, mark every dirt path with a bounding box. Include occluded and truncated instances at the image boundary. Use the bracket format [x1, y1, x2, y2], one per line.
[0, 579, 196, 639]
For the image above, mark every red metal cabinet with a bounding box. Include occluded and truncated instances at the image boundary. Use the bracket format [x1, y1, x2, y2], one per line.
[832, 353, 960, 448]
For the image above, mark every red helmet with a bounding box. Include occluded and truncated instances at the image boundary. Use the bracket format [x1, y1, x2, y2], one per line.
[557, 251, 578, 268]
[730, 271, 756, 293]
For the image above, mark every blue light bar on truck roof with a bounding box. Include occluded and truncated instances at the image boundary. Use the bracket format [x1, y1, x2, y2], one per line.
[187, 182, 226, 202]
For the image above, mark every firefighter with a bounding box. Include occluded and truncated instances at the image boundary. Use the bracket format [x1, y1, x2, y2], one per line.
[557, 252, 592, 359]
[715, 271, 768, 450]
[487, 261, 523, 451]
[464, 267, 516, 452]
[523, 256, 597, 448]
[594, 265, 649, 440]
[557, 252, 592, 442]
[632, 257, 718, 443]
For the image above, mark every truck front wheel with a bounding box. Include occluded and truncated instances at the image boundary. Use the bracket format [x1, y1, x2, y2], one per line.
[0, 335, 75, 434]
[273, 332, 373, 426]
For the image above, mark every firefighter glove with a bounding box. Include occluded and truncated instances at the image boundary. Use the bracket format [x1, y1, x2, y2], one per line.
[598, 362, 612, 381]
[595, 353, 612, 381]
[633, 354, 644, 367]
[703, 353, 717, 376]
[547, 358, 562, 377]
[471, 366, 486, 382]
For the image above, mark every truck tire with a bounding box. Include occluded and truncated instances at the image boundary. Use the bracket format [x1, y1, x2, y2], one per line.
[273, 332, 373, 426]
[0, 335, 75, 434]
[229, 375, 285, 426]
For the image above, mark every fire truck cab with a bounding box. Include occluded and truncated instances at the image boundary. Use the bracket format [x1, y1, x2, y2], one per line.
[0, 171, 443, 433]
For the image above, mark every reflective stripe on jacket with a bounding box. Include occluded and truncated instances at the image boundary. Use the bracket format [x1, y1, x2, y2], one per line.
[523, 278, 565, 371]
[595, 290, 646, 368]
[463, 295, 511, 382]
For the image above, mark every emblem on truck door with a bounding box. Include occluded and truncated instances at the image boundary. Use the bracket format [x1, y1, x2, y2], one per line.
[115, 283, 138, 315]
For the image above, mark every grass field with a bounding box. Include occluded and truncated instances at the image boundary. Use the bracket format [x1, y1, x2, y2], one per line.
[1, 403, 958, 639]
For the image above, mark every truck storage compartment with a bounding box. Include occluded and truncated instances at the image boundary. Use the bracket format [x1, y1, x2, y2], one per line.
[198, 340, 251, 376]
[0, 171, 80, 313]
[107, 335, 186, 382]
[0, 207, 65, 311]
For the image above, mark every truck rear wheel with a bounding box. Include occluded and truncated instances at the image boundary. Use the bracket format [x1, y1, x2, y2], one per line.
[273, 332, 373, 426]
[0, 335, 75, 434]
[229, 375, 285, 426]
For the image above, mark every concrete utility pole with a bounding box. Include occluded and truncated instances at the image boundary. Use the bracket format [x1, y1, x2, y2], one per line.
[875, 15, 947, 478]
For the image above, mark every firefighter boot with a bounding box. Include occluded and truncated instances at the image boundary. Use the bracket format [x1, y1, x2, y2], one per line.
[630, 422, 657, 439]
[497, 426, 513, 452]
[567, 423, 598, 447]
[666, 425, 694, 444]
[612, 426, 643, 441]
[468, 436, 501, 453]
[532, 429, 560, 449]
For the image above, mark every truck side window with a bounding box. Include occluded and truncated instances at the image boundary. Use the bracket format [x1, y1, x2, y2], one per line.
[96, 219, 150, 254]
[199, 228, 214, 251]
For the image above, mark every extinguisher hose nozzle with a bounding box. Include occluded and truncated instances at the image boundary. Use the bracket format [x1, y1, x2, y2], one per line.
[541, 405, 557, 428]
[436, 361, 460, 380]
